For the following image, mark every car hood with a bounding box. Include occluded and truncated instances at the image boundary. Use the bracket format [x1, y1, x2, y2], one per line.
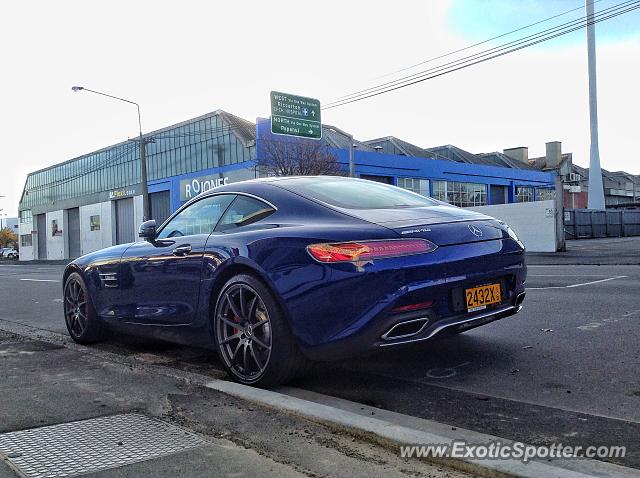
[338, 205, 506, 246]
[72, 242, 133, 268]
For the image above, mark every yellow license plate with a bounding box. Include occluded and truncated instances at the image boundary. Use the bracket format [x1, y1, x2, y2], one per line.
[465, 283, 501, 312]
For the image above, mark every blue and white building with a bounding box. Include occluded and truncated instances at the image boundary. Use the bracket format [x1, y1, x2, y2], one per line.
[18, 110, 555, 261]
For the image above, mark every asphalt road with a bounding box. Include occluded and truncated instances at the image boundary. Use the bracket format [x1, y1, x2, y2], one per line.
[1, 237, 639, 467]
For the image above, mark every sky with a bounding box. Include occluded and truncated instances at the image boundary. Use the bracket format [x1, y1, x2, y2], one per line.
[1, 0, 639, 217]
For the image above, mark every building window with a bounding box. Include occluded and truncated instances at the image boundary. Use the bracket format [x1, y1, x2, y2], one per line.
[432, 180, 487, 207]
[397, 177, 430, 196]
[536, 188, 555, 201]
[20, 234, 32, 247]
[90, 215, 101, 231]
[432, 180, 447, 202]
[516, 186, 534, 203]
[19, 210, 32, 224]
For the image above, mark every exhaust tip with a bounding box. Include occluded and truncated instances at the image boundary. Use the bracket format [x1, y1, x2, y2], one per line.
[515, 292, 526, 307]
[382, 318, 429, 341]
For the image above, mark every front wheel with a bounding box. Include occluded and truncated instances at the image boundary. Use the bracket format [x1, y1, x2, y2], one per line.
[214, 274, 310, 387]
[63, 272, 105, 344]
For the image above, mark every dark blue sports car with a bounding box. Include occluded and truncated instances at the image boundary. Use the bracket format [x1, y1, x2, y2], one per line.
[63, 176, 526, 386]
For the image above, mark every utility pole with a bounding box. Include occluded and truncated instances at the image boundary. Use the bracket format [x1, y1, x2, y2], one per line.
[585, 0, 605, 210]
[350, 142, 357, 178]
[72, 86, 150, 220]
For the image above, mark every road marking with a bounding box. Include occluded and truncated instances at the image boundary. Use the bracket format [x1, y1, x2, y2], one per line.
[19, 278, 59, 283]
[527, 275, 627, 290]
[528, 274, 609, 277]
[577, 309, 640, 331]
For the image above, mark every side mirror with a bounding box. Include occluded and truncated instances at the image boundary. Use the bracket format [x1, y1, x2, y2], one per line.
[138, 219, 157, 242]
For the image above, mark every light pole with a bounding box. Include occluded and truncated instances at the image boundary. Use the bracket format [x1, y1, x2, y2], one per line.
[72, 86, 150, 220]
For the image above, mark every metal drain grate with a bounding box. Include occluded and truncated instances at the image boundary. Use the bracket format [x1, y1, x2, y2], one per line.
[0, 413, 205, 478]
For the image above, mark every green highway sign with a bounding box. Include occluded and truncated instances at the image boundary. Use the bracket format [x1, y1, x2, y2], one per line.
[270, 91, 322, 140]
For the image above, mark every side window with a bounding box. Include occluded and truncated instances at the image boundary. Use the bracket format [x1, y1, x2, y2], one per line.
[157, 195, 235, 239]
[216, 196, 275, 232]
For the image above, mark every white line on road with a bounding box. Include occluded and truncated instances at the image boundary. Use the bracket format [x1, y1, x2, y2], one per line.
[19, 278, 59, 283]
[527, 275, 627, 290]
[528, 274, 609, 277]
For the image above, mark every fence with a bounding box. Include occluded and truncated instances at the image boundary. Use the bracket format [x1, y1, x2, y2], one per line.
[564, 209, 640, 239]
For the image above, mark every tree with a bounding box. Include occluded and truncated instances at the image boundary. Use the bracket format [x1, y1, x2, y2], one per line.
[257, 138, 343, 177]
[0, 228, 17, 249]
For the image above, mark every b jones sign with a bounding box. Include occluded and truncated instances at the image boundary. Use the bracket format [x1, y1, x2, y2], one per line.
[180, 175, 230, 201]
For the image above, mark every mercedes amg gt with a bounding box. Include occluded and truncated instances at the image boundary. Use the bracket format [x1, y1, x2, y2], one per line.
[62, 176, 526, 386]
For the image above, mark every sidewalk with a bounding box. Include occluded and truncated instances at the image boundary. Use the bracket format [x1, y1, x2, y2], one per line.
[527, 236, 640, 265]
[0, 330, 466, 478]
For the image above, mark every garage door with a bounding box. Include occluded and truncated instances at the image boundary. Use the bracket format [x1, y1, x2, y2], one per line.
[36, 214, 47, 260]
[67, 208, 81, 258]
[150, 191, 171, 227]
[115, 198, 135, 245]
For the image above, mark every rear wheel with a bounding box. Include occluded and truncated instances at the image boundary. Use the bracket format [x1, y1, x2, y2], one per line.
[214, 274, 309, 387]
[63, 272, 105, 344]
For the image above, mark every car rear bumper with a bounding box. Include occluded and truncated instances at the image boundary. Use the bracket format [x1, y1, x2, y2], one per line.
[302, 290, 525, 361]
[279, 238, 527, 361]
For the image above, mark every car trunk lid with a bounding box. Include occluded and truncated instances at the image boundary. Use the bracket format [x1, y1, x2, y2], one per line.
[339, 205, 505, 246]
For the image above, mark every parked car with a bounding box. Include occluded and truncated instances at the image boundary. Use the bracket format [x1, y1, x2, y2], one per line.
[62, 176, 526, 386]
[1, 248, 18, 259]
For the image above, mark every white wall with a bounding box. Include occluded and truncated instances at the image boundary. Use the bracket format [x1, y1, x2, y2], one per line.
[468, 200, 557, 253]
[79, 201, 114, 255]
[133, 195, 144, 242]
[18, 222, 35, 261]
[45, 210, 65, 260]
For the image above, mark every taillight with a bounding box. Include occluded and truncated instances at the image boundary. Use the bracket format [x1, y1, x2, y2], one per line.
[391, 300, 434, 313]
[306, 239, 436, 263]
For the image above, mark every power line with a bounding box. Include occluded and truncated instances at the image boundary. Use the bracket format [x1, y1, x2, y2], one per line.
[324, 0, 640, 110]
[326, 0, 638, 107]
[25, 143, 140, 193]
[371, 0, 605, 81]
[332, 1, 634, 104]
[24, 122, 259, 194]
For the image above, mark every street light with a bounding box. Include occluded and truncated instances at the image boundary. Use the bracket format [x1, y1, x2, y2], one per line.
[72, 86, 150, 220]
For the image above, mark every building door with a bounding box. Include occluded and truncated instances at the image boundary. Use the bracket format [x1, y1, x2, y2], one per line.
[115, 198, 135, 245]
[36, 214, 47, 259]
[149, 191, 171, 226]
[490, 185, 508, 205]
[67, 208, 81, 258]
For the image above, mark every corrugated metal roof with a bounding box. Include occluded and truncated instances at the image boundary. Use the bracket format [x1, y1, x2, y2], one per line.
[322, 125, 376, 151]
[478, 151, 538, 170]
[424, 144, 499, 166]
[363, 136, 430, 158]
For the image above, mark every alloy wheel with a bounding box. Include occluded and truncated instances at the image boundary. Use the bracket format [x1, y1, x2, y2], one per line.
[216, 283, 273, 383]
[64, 278, 88, 337]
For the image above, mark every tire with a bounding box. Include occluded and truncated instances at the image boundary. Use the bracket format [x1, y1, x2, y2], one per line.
[63, 272, 105, 344]
[213, 274, 310, 387]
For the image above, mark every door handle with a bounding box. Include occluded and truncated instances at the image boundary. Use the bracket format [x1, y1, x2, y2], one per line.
[172, 244, 192, 256]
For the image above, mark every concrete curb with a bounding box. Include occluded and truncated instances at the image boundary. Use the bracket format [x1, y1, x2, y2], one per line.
[1, 319, 637, 478]
[203, 381, 639, 478]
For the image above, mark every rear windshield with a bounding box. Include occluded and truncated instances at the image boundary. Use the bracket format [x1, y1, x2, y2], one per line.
[278, 178, 437, 209]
